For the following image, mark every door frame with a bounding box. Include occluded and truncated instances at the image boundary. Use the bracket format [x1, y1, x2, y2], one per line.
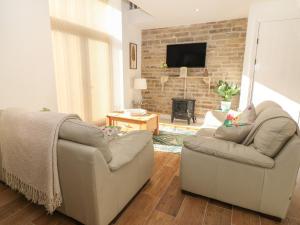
[247, 18, 300, 124]
[246, 18, 300, 105]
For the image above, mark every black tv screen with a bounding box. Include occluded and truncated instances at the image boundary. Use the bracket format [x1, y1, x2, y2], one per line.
[166, 43, 207, 68]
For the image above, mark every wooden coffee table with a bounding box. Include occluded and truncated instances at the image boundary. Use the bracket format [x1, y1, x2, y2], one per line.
[107, 112, 159, 135]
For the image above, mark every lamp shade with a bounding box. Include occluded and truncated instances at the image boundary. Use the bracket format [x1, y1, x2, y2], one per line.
[134, 78, 147, 90]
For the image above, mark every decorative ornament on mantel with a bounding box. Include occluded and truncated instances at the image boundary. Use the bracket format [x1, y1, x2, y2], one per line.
[161, 76, 169, 91]
[180, 67, 188, 99]
[202, 68, 211, 94]
[160, 62, 169, 92]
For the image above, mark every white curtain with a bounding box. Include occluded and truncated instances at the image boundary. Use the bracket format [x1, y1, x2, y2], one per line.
[49, 0, 121, 122]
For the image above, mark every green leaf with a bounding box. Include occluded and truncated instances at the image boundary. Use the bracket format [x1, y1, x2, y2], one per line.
[215, 80, 240, 101]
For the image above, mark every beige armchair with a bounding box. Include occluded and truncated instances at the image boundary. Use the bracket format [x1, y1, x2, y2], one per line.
[56, 119, 154, 225]
[180, 102, 300, 219]
[0, 118, 154, 225]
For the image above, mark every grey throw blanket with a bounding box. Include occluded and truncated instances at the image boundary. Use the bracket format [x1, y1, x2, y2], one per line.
[243, 107, 299, 146]
[0, 108, 80, 213]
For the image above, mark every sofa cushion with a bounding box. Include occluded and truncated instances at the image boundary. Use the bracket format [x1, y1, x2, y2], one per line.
[239, 103, 256, 124]
[243, 107, 298, 158]
[214, 124, 253, 144]
[108, 131, 152, 171]
[255, 101, 282, 116]
[196, 128, 216, 137]
[183, 136, 274, 168]
[213, 104, 256, 144]
[59, 119, 112, 162]
[253, 117, 297, 157]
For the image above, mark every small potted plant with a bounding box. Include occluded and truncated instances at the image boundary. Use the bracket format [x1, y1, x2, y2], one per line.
[215, 80, 240, 112]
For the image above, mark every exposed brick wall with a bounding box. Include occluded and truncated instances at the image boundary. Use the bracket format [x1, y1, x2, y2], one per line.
[141, 18, 247, 117]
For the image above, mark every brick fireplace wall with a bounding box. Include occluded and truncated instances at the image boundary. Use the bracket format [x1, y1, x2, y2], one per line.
[141, 18, 247, 117]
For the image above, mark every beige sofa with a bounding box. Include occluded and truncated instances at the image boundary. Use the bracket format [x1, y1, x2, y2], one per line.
[180, 101, 300, 219]
[0, 117, 154, 225]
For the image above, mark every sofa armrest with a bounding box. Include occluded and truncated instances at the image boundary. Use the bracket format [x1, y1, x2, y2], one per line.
[57, 139, 110, 225]
[108, 131, 153, 171]
[183, 136, 274, 168]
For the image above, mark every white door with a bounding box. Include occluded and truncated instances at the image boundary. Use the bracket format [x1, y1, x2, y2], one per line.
[252, 19, 300, 123]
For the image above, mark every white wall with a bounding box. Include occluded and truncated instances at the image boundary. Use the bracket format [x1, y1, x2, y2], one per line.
[0, 0, 58, 111]
[105, 0, 125, 111]
[122, 0, 142, 108]
[240, 0, 300, 112]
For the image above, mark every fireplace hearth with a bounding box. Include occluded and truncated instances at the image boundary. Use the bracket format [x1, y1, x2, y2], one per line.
[171, 98, 196, 125]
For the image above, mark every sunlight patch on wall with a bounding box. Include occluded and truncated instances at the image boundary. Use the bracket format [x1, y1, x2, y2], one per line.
[252, 81, 300, 124]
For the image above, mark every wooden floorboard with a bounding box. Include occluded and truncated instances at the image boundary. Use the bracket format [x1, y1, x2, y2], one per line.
[0, 152, 299, 225]
[114, 192, 159, 225]
[174, 194, 208, 225]
[0, 183, 7, 193]
[232, 206, 260, 225]
[0, 196, 30, 222]
[144, 210, 174, 225]
[156, 176, 185, 217]
[203, 200, 232, 225]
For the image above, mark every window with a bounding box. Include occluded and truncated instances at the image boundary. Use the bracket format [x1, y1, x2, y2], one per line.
[49, 0, 120, 122]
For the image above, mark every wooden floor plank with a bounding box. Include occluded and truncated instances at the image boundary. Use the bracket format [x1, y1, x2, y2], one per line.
[203, 200, 232, 225]
[114, 192, 158, 225]
[0, 196, 30, 222]
[0, 188, 21, 208]
[260, 215, 289, 225]
[153, 152, 170, 175]
[232, 207, 260, 225]
[0, 182, 8, 193]
[209, 199, 232, 210]
[164, 153, 180, 168]
[174, 194, 208, 225]
[0, 152, 298, 225]
[33, 215, 59, 225]
[156, 176, 185, 216]
[53, 214, 82, 225]
[33, 212, 65, 225]
[289, 217, 300, 225]
[144, 210, 174, 225]
[143, 165, 176, 198]
[0, 203, 45, 225]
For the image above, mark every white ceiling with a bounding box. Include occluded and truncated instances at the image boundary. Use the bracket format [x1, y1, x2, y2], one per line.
[129, 0, 269, 29]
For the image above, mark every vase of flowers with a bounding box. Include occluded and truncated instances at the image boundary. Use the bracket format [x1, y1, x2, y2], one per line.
[215, 80, 240, 112]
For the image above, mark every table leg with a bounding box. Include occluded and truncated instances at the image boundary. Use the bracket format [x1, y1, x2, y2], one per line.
[154, 127, 159, 135]
[154, 115, 160, 135]
[107, 117, 113, 126]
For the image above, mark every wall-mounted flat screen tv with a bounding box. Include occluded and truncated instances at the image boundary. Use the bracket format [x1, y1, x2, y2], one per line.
[166, 43, 207, 68]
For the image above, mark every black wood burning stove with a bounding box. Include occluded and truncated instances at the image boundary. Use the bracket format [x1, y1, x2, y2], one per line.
[171, 98, 196, 125]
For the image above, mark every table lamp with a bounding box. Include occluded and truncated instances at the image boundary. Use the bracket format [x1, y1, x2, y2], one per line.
[133, 78, 147, 108]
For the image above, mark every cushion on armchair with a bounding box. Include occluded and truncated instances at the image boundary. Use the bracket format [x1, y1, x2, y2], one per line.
[183, 135, 274, 168]
[253, 118, 297, 157]
[196, 128, 215, 137]
[59, 119, 112, 162]
[255, 101, 282, 116]
[243, 107, 298, 158]
[214, 125, 253, 144]
[213, 104, 256, 143]
[239, 103, 256, 123]
[108, 131, 152, 171]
